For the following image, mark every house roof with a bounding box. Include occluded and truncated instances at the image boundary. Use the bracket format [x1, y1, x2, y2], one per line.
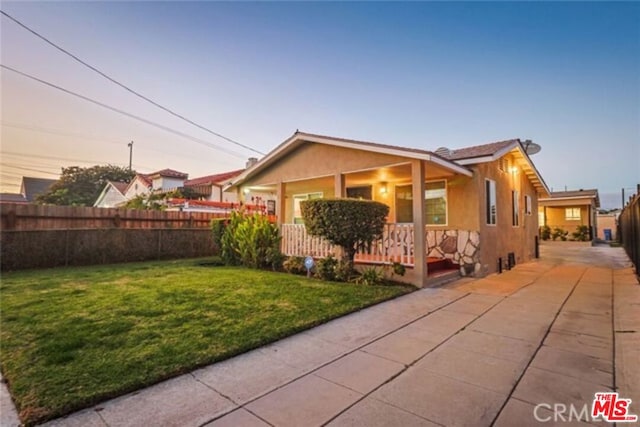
[227, 131, 474, 190]
[0, 193, 28, 203]
[442, 140, 519, 161]
[540, 189, 600, 208]
[136, 174, 152, 187]
[184, 169, 244, 187]
[20, 177, 57, 202]
[109, 181, 129, 195]
[148, 169, 188, 179]
[93, 181, 130, 207]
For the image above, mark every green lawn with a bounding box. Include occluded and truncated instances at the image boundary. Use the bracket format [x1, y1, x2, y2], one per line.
[0, 258, 411, 425]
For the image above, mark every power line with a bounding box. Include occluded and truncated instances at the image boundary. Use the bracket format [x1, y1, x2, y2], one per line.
[1, 10, 265, 156]
[1, 121, 219, 162]
[1, 151, 155, 171]
[1, 64, 248, 159]
[1, 163, 61, 176]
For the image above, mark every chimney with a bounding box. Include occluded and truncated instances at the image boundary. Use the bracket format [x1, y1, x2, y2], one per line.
[246, 157, 258, 168]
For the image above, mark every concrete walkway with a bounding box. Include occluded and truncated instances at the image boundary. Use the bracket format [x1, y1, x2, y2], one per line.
[2, 243, 638, 426]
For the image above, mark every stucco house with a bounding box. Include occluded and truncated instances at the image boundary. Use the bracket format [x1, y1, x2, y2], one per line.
[93, 181, 129, 208]
[538, 189, 600, 243]
[183, 169, 244, 203]
[94, 169, 189, 208]
[226, 131, 549, 287]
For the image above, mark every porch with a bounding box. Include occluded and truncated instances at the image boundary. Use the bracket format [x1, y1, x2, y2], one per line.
[281, 223, 481, 281]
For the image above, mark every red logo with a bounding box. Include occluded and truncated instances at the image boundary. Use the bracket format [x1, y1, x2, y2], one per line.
[592, 392, 638, 423]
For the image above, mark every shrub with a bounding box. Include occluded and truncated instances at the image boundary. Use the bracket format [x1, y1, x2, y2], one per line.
[335, 259, 355, 282]
[551, 227, 568, 241]
[301, 199, 389, 265]
[540, 225, 551, 241]
[355, 266, 386, 286]
[283, 256, 307, 275]
[572, 225, 590, 241]
[219, 212, 282, 269]
[391, 262, 406, 277]
[315, 255, 339, 281]
[211, 219, 227, 254]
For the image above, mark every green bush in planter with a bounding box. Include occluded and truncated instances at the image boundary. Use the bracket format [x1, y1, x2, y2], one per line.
[300, 199, 389, 265]
[219, 211, 283, 269]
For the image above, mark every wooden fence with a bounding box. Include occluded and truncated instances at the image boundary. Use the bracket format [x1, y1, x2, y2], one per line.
[619, 187, 640, 274]
[0, 203, 228, 230]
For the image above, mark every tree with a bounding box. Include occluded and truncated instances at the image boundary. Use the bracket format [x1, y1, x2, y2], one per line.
[37, 165, 135, 206]
[301, 199, 389, 264]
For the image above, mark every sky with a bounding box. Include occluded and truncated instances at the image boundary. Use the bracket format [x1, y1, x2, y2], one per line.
[1, 1, 638, 209]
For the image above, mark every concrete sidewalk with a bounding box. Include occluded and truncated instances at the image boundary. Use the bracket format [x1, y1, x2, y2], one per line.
[3, 244, 638, 426]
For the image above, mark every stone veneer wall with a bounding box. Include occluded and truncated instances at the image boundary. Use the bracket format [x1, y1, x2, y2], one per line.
[426, 230, 481, 276]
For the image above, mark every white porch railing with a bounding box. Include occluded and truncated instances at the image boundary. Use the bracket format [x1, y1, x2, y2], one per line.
[280, 223, 415, 265]
[280, 224, 336, 258]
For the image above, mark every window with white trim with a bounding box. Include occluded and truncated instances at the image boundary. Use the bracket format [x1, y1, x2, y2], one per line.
[293, 192, 323, 224]
[395, 180, 447, 225]
[512, 190, 520, 226]
[425, 180, 447, 225]
[486, 179, 497, 225]
[525, 195, 532, 215]
[565, 207, 581, 221]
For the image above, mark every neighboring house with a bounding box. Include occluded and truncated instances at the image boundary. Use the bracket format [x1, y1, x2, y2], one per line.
[538, 189, 600, 242]
[596, 210, 619, 241]
[0, 176, 56, 204]
[123, 173, 153, 200]
[93, 181, 129, 208]
[0, 193, 28, 203]
[226, 131, 549, 287]
[119, 169, 188, 202]
[183, 169, 244, 203]
[20, 177, 57, 202]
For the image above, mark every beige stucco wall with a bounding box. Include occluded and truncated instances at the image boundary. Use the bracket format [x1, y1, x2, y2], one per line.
[246, 143, 409, 186]
[474, 156, 540, 275]
[597, 214, 617, 240]
[542, 205, 591, 230]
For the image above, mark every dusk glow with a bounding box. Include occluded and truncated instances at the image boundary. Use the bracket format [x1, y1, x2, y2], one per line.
[1, 2, 638, 208]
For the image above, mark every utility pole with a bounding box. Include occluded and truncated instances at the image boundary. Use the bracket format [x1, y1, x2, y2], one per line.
[128, 141, 134, 172]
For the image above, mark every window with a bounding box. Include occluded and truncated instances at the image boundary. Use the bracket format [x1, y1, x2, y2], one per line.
[425, 181, 447, 225]
[395, 181, 447, 225]
[486, 179, 497, 225]
[565, 207, 581, 221]
[346, 186, 372, 200]
[525, 195, 532, 215]
[395, 184, 413, 223]
[293, 192, 322, 224]
[512, 190, 520, 226]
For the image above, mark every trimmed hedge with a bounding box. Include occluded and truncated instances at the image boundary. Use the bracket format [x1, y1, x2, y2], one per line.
[301, 199, 389, 262]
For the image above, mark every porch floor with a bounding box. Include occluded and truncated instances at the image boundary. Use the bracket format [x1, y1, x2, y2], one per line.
[353, 255, 460, 275]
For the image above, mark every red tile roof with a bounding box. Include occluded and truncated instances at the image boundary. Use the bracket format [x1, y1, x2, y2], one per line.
[184, 169, 244, 187]
[444, 139, 519, 160]
[136, 174, 152, 187]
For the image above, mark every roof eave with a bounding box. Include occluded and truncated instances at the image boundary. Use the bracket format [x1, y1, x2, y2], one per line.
[226, 132, 473, 190]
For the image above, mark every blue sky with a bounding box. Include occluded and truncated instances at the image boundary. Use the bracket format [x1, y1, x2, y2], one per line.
[1, 1, 638, 208]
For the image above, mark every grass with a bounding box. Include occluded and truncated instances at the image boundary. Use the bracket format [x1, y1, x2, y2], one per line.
[0, 258, 411, 425]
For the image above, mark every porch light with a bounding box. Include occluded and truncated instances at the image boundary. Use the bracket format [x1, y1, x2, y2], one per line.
[379, 182, 388, 194]
[243, 188, 250, 195]
[509, 166, 519, 174]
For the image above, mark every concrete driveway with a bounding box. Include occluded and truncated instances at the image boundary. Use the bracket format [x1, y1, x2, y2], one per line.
[3, 243, 638, 426]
